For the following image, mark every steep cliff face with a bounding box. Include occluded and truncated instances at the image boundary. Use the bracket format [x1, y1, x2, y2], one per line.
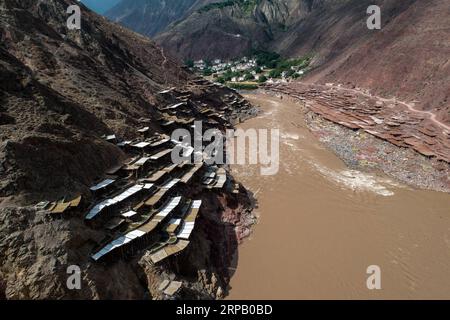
[0, 0, 169, 299]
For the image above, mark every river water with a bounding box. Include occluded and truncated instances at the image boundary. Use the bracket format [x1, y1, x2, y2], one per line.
[227, 92, 450, 299]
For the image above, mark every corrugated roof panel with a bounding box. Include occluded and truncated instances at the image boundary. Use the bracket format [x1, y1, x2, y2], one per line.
[132, 142, 150, 148]
[90, 179, 115, 191]
[192, 200, 202, 209]
[134, 157, 150, 166]
[155, 197, 181, 218]
[86, 185, 143, 220]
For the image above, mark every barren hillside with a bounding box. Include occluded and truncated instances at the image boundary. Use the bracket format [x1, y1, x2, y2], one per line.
[0, 0, 255, 299]
[277, 0, 450, 121]
[0, 0, 193, 203]
[109, 0, 449, 119]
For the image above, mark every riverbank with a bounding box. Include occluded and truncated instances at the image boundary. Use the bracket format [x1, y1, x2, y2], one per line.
[305, 111, 449, 193]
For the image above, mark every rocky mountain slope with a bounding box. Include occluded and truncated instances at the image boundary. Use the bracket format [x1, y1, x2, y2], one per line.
[105, 0, 215, 37]
[280, 0, 450, 120]
[105, 0, 312, 60]
[0, 0, 254, 299]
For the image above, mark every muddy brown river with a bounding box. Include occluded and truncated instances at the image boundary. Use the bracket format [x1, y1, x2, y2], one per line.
[228, 92, 450, 299]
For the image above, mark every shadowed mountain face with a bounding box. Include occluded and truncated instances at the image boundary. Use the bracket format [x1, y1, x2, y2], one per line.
[0, 0, 184, 299]
[110, 0, 313, 60]
[105, 0, 215, 37]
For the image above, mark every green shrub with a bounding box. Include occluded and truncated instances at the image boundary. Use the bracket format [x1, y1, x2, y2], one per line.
[257, 75, 267, 83]
[228, 83, 258, 90]
[244, 73, 254, 81]
[198, 0, 261, 14]
[203, 68, 213, 76]
[269, 69, 282, 78]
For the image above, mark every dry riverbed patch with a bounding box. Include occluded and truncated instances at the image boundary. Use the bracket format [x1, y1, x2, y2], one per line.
[305, 112, 449, 192]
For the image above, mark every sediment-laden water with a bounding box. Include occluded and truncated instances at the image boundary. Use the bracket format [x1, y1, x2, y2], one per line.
[228, 92, 450, 299]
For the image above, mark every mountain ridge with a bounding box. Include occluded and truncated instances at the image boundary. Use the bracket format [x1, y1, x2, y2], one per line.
[106, 0, 216, 37]
[147, 0, 448, 119]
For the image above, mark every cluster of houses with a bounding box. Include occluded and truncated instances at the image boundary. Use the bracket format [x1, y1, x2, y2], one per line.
[192, 56, 308, 85]
[193, 57, 257, 75]
[156, 80, 258, 127]
[35, 79, 257, 288]
[194, 57, 256, 71]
